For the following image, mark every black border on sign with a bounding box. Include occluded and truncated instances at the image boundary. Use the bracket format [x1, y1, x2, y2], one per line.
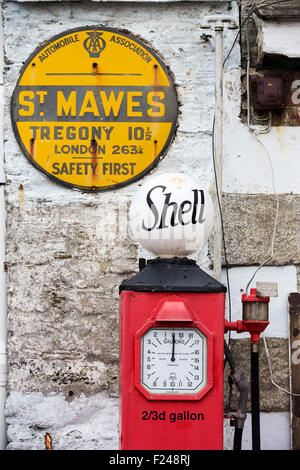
[10, 26, 178, 193]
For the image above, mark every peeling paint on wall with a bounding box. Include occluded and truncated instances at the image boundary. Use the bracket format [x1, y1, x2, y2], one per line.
[2, 0, 300, 451]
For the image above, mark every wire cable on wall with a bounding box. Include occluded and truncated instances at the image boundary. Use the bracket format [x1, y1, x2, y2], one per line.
[212, 0, 294, 356]
[262, 335, 300, 397]
[244, 135, 279, 295]
[211, 116, 232, 350]
[244, 13, 278, 295]
[214, 0, 294, 387]
[223, 0, 295, 69]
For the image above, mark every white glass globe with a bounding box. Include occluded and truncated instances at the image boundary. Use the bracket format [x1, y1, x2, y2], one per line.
[129, 172, 214, 257]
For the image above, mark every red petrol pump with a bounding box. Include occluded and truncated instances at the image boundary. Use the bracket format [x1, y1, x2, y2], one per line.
[119, 172, 227, 450]
[119, 172, 270, 450]
[119, 257, 226, 450]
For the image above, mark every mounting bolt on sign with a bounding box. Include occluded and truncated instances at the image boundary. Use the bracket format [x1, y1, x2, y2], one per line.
[119, 172, 228, 450]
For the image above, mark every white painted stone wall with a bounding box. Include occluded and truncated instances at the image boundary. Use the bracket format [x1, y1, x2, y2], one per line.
[224, 412, 291, 450]
[0, 0, 6, 451]
[5, 391, 119, 450]
[2, 0, 299, 451]
[257, 20, 300, 61]
[3, 1, 239, 208]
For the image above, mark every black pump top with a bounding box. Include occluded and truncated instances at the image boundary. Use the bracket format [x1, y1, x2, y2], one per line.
[119, 257, 227, 293]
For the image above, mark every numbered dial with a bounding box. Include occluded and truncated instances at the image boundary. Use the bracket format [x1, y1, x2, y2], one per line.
[141, 327, 207, 395]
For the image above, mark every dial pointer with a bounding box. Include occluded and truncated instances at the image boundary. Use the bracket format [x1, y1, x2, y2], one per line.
[171, 333, 176, 362]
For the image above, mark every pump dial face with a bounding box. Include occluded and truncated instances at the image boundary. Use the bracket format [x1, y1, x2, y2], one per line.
[141, 327, 207, 395]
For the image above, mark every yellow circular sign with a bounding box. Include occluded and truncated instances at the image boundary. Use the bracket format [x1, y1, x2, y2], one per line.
[11, 27, 178, 191]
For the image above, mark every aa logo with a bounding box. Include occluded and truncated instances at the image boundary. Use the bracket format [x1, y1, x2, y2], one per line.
[83, 31, 106, 58]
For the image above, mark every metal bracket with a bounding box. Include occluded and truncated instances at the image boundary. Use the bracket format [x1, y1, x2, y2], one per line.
[200, 15, 238, 30]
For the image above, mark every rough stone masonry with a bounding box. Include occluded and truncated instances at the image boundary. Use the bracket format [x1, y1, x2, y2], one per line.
[3, 0, 236, 450]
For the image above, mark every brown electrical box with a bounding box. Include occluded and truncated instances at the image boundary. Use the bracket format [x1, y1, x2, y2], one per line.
[254, 76, 285, 110]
